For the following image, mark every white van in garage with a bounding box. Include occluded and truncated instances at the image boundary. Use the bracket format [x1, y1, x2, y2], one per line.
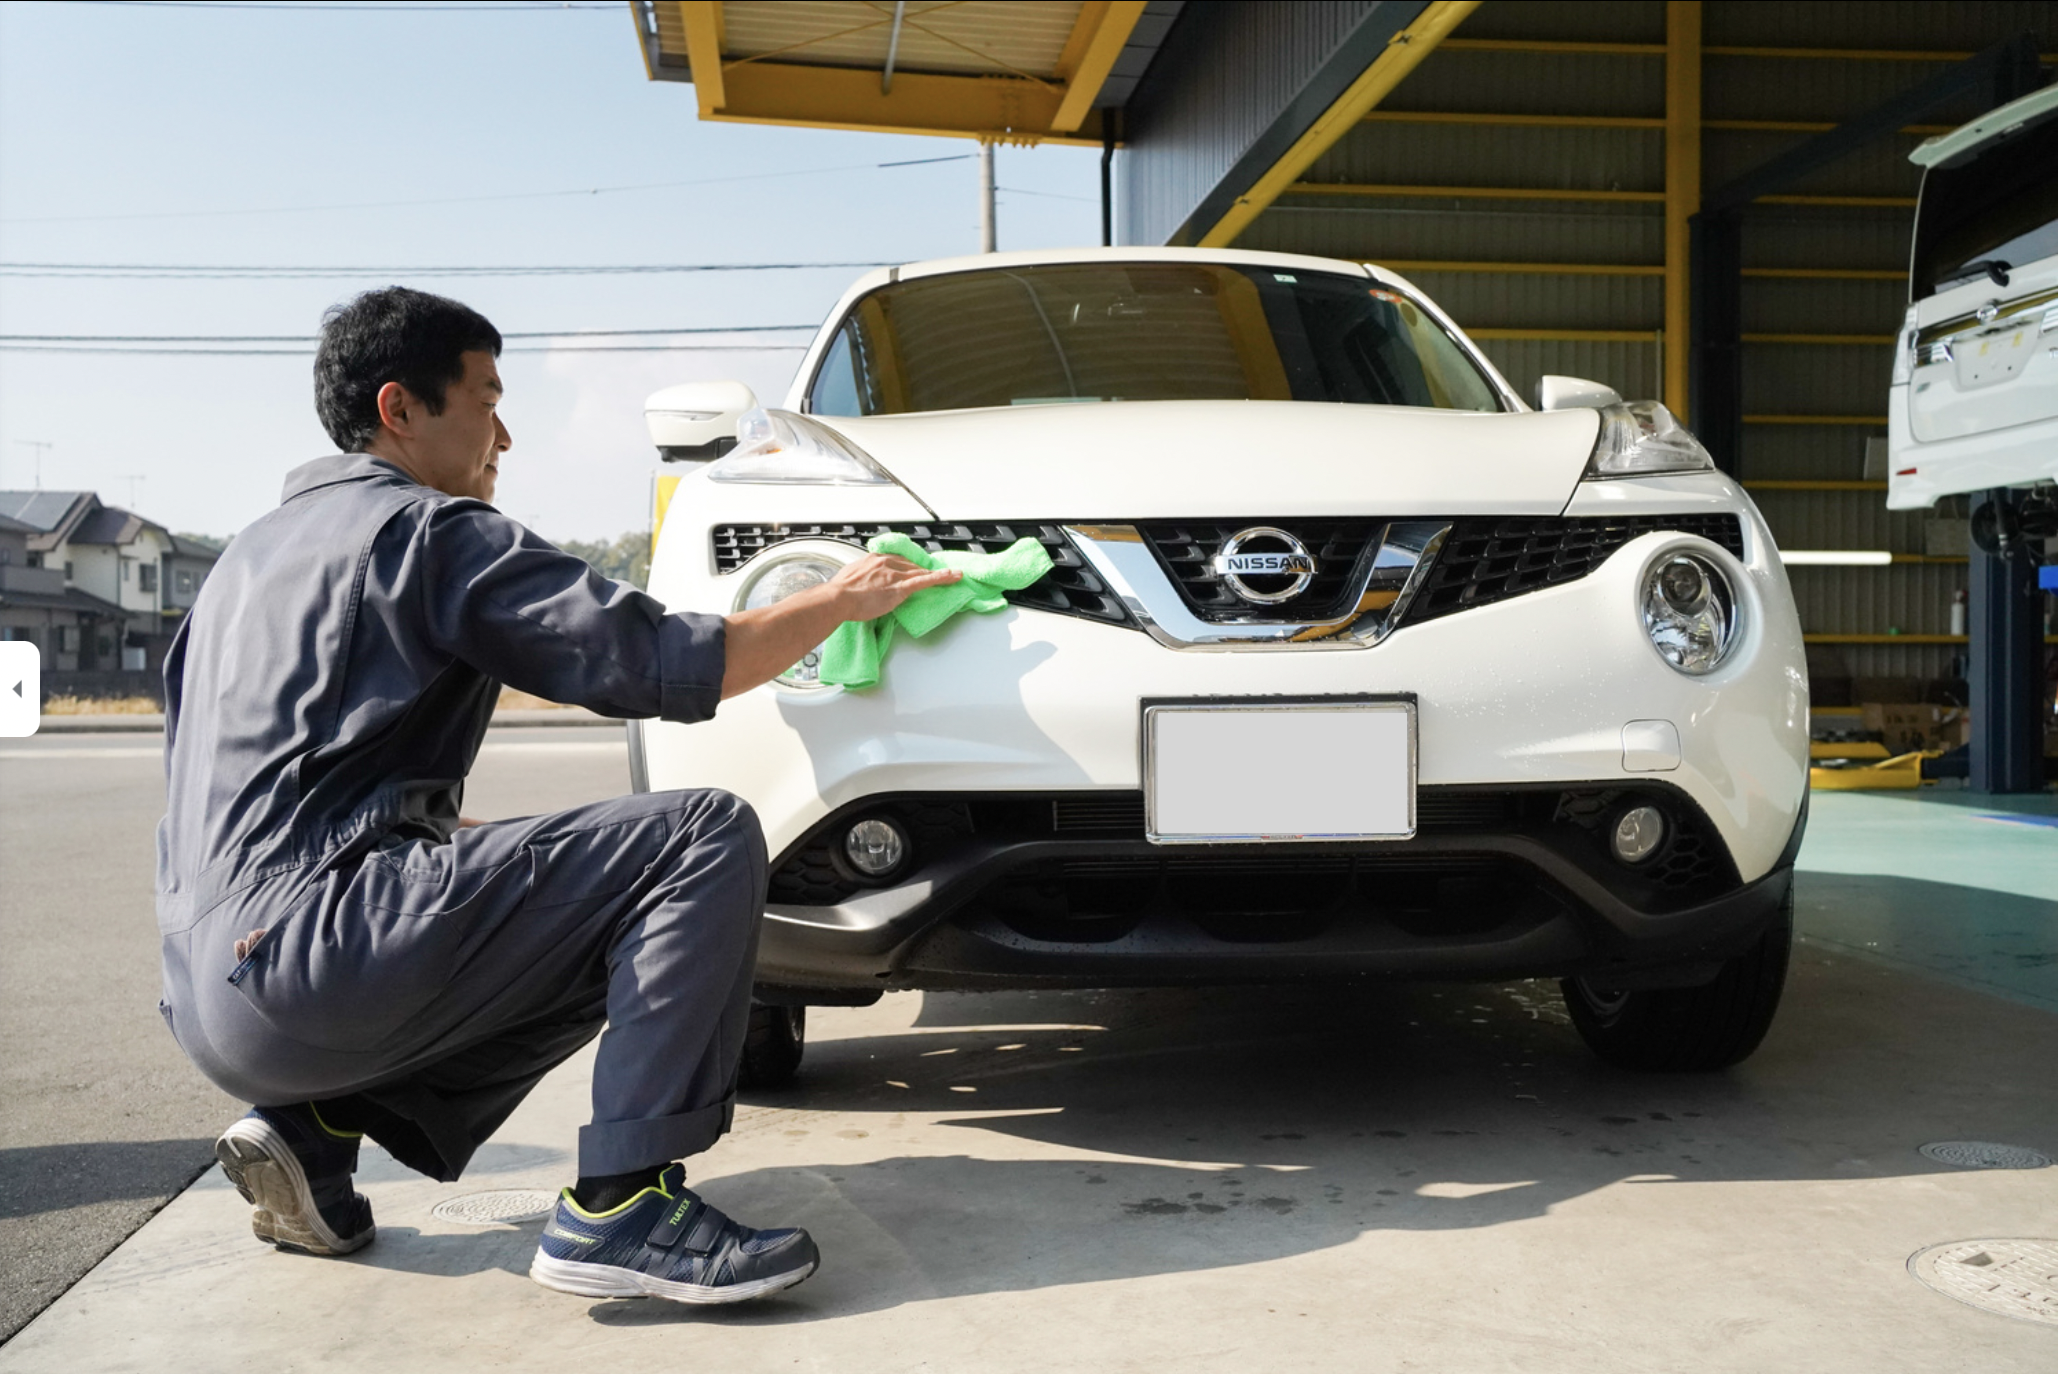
[1888, 82, 2058, 553]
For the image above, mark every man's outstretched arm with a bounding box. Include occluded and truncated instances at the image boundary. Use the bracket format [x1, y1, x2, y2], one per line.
[720, 554, 957, 699]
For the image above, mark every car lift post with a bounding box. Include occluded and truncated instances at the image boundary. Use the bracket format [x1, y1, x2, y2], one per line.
[1968, 491, 2048, 793]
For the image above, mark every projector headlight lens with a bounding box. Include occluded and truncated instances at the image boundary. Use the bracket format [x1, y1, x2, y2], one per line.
[1642, 552, 1736, 675]
[737, 554, 843, 688]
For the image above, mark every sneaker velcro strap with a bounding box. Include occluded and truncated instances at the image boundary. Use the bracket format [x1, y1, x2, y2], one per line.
[645, 1192, 699, 1248]
[680, 1204, 730, 1255]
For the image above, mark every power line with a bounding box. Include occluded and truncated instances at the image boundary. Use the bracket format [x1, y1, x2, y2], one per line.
[0, 326, 817, 342]
[0, 262, 886, 279]
[0, 343, 810, 356]
[0, 156, 974, 226]
[62, 2, 621, 11]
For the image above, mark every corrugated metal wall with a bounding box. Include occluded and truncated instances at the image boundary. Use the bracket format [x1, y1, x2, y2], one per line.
[1119, 1, 1398, 248]
[1228, 0, 2058, 700]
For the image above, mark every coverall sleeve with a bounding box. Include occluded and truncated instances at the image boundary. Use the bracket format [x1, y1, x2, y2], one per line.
[417, 499, 725, 723]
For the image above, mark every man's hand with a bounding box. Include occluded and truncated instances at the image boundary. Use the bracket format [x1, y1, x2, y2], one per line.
[720, 554, 959, 699]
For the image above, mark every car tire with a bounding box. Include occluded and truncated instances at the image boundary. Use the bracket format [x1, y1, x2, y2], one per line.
[1560, 891, 1792, 1072]
[738, 1004, 805, 1090]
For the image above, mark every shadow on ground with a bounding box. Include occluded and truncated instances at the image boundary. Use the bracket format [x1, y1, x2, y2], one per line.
[0, 1140, 216, 1221]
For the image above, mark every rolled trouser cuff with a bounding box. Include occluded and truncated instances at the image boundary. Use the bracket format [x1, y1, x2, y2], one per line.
[577, 1094, 735, 1176]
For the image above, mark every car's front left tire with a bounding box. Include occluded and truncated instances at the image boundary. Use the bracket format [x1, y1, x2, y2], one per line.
[1560, 890, 1793, 1072]
[738, 1003, 805, 1090]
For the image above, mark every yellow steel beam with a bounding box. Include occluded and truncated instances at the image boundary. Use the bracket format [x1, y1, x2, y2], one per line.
[1196, 0, 1482, 248]
[1744, 414, 1890, 425]
[1292, 182, 1666, 202]
[1759, 193, 1916, 207]
[680, 0, 725, 118]
[1050, 1, 1148, 134]
[1441, 38, 1664, 56]
[705, 61, 1101, 145]
[1741, 332, 1894, 344]
[1664, 1, 1699, 418]
[1468, 328, 1658, 342]
[1442, 37, 2058, 63]
[1362, 110, 1664, 129]
[1745, 480, 1888, 490]
[1706, 44, 2058, 62]
[1741, 267, 1904, 280]
[1371, 260, 1665, 275]
[1707, 117, 1954, 135]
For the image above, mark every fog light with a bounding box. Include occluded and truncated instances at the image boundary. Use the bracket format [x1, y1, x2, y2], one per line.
[1611, 805, 1666, 864]
[843, 818, 907, 878]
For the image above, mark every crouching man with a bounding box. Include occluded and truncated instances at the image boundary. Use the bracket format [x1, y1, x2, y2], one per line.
[156, 286, 955, 1305]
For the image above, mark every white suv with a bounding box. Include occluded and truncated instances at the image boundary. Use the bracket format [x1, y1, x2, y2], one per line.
[634, 247, 1809, 1080]
[1890, 82, 2058, 549]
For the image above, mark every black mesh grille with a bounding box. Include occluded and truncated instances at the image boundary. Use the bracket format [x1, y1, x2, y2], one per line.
[710, 523, 1130, 627]
[1136, 520, 1385, 621]
[1405, 514, 1746, 626]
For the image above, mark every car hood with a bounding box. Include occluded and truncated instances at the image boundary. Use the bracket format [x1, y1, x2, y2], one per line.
[817, 400, 1601, 519]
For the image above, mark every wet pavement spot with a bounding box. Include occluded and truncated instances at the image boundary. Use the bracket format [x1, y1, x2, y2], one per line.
[1908, 1239, 2058, 1325]
[1919, 1141, 2053, 1170]
[429, 1190, 557, 1226]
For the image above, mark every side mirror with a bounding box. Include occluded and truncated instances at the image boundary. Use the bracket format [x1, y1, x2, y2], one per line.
[644, 381, 759, 462]
[1534, 375, 1624, 411]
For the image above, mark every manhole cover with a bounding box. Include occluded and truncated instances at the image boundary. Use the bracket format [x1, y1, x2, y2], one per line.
[1919, 1141, 2053, 1170]
[1909, 1239, 2058, 1326]
[429, 1189, 558, 1226]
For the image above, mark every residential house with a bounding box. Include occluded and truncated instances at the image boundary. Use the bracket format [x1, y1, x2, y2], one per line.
[0, 490, 219, 675]
[0, 507, 127, 670]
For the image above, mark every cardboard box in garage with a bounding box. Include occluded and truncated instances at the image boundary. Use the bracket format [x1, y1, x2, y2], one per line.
[1860, 702, 1969, 754]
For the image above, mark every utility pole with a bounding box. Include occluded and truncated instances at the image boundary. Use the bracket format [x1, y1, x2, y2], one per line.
[12, 440, 51, 490]
[119, 474, 146, 509]
[978, 143, 996, 253]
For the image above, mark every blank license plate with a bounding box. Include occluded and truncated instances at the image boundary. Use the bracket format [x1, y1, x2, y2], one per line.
[1144, 700, 1416, 843]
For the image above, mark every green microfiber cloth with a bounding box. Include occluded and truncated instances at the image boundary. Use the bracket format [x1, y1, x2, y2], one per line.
[818, 532, 1054, 689]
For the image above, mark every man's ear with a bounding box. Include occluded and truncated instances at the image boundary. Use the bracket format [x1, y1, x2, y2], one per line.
[374, 380, 416, 438]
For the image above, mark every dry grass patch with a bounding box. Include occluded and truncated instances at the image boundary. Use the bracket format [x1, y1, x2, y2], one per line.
[42, 694, 162, 715]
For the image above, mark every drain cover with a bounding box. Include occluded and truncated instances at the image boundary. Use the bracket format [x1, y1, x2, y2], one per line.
[429, 1189, 558, 1226]
[1909, 1239, 2058, 1325]
[1919, 1141, 2053, 1170]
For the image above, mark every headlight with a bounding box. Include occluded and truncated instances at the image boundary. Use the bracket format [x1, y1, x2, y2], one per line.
[1585, 400, 1713, 479]
[707, 408, 897, 486]
[1642, 551, 1737, 675]
[736, 553, 845, 689]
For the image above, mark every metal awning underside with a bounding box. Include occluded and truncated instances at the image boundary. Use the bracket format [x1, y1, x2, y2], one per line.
[628, 0, 1183, 145]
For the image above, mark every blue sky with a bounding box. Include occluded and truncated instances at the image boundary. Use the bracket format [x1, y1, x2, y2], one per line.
[0, 0, 1104, 540]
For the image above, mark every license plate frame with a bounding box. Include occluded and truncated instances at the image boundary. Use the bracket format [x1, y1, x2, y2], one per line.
[1142, 696, 1417, 845]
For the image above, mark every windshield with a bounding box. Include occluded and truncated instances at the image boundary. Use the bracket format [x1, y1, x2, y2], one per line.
[805, 262, 1505, 416]
[1912, 116, 2058, 298]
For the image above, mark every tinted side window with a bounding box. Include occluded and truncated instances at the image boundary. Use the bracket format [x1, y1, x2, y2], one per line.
[808, 325, 867, 417]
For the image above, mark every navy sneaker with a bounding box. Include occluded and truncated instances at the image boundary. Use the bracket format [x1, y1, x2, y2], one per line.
[215, 1103, 375, 1257]
[529, 1164, 818, 1305]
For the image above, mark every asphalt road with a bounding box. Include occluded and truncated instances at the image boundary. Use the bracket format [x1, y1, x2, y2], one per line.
[0, 722, 635, 1343]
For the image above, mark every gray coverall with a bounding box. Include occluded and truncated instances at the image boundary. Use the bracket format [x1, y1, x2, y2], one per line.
[156, 453, 764, 1181]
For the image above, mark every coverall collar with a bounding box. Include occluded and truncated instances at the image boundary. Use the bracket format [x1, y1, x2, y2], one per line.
[281, 453, 417, 505]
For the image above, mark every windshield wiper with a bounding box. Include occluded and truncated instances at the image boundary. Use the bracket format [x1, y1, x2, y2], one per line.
[1961, 258, 2013, 288]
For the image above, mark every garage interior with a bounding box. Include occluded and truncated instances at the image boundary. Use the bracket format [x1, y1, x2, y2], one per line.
[631, 0, 2058, 792]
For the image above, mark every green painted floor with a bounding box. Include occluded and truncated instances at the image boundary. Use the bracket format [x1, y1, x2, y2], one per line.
[1796, 786, 2058, 1013]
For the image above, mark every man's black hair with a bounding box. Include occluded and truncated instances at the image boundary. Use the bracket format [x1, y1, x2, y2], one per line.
[313, 287, 503, 452]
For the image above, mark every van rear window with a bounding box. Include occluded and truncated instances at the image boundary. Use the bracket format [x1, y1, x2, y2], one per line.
[1913, 117, 2058, 298]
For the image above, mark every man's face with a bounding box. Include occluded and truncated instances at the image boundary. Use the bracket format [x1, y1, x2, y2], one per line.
[378, 350, 510, 502]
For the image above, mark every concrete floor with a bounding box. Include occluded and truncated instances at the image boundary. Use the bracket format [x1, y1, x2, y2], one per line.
[2, 726, 2053, 1369]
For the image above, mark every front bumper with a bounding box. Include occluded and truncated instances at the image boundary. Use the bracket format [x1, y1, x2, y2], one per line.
[751, 784, 1801, 995]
